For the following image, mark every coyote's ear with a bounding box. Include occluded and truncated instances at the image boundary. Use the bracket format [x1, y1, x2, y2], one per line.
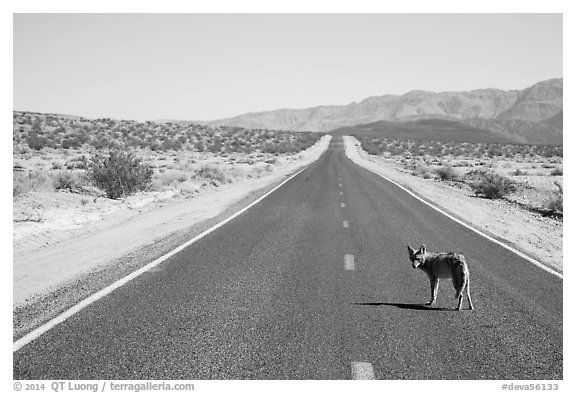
[419, 244, 426, 254]
[407, 245, 415, 255]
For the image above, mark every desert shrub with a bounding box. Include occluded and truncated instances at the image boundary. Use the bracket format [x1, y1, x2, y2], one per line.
[90, 136, 117, 150]
[550, 167, 563, 176]
[225, 166, 248, 180]
[194, 141, 206, 152]
[148, 177, 164, 191]
[31, 117, 43, 131]
[452, 160, 473, 167]
[411, 164, 434, 179]
[88, 149, 153, 199]
[61, 133, 90, 150]
[53, 171, 79, 191]
[178, 182, 199, 197]
[434, 165, 459, 181]
[195, 165, 229, 185]
[65, 155, 89, 170]
[547, 195, 563, 214]
[469, 171, 516, 199]
[13, 171, 53, 197]
[206, 143, 222, 154]
[160, 139, 182, 151]
[356, 137, 383, 155]
[511, 169, 528, 176]
[364, 142, 382, 155]
[546, 181, 563, 214]
[26, 131, 49, 150]
[260, 142, 276, 154]
[157, 170, 189, 186]
[61, 138, 81, 149]
[251, 164, 274, 178]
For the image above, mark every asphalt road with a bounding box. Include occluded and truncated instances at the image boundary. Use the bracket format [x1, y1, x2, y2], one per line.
[13, 136, 562, 379]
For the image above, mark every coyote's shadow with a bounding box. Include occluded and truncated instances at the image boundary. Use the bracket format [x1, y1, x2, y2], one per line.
[353, 302, 452, 311]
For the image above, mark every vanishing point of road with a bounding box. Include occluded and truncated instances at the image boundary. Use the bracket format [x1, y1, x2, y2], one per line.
[14, 136, 562, 379]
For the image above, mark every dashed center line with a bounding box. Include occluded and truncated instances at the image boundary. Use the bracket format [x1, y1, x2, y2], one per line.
[338, 183, 342, 187]
[344, 254, 355, 270]
[343, 220, 349, 228]
[339, 191, 343, 196]
[351, 361, 375, 380]
[340, 202, 346, 208]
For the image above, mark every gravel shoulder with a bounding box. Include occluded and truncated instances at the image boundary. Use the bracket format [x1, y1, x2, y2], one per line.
[343, 135, 562, 274]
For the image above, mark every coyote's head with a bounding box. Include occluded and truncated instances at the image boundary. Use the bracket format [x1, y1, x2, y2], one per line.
[407, 244, 426, 269]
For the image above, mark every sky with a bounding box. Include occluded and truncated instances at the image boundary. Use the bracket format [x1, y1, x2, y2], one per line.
[13, 13, 562, 121]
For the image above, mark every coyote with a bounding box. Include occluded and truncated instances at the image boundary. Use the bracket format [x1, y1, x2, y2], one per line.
[407, 244, 474, 310]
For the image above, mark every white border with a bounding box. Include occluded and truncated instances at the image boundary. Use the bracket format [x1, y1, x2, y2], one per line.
[7, 6, 569, 390]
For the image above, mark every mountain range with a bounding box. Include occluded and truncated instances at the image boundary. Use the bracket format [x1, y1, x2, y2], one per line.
[200, 78, 562, 144]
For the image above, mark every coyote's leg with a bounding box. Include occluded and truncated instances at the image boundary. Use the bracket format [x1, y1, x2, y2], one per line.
[426, 277, 439, 306]
[467, 281, 474, 310]
[453, 266, 467, 311]
[456, 293, 463, 310]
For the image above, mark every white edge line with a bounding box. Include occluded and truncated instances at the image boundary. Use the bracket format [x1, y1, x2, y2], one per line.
[356, 154, 562, 280]
[13, 151, 327, 352]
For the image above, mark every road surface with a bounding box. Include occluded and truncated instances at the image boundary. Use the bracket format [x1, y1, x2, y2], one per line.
[13, 136, 562, 379]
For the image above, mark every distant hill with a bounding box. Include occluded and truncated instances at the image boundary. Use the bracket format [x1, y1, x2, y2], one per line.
[204, 78, 562, 144]
[496, 79, 563, 122]
[463, 117, 563, 145]
[333, 119, 519, 144]
[541, 110, 563, 130]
